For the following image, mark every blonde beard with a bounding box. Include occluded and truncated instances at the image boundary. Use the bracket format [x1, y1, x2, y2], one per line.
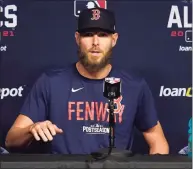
[78, 48, 112, 73]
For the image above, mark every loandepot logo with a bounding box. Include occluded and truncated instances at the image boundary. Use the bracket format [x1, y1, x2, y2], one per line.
[159, 86, 192, 97]
[82, 123, 109, 134]
[0, 86, 24, 99]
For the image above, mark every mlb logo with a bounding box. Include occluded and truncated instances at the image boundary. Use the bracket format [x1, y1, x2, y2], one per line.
[74, 0, 107, 17]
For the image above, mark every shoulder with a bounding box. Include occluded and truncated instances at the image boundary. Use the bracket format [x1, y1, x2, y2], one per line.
[34, 63, 77, 84]
[44, 64, 76, 79]
[32, 64, 76, 88]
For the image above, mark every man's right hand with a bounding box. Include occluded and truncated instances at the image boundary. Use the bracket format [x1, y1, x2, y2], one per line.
[29, 120, 63, 142]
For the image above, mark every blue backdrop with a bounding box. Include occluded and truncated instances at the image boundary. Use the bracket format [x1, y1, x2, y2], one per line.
[0, 0, 192, 154]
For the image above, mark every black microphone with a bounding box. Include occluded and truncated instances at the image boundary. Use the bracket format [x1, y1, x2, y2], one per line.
[89, 77, 132, 161]
[103, 77, 121, 99]
[103, 77, 121, 152]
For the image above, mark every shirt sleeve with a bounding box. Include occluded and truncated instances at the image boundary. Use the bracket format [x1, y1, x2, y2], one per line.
[20, 73, 50, 123]
[135, 79, 158, 132]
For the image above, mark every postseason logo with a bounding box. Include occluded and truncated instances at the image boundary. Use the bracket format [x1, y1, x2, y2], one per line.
[82, 123, 109, 134]
[0, 4, 17, 52]
[74, 0, 107, 17]
[167, 4, 192, 52]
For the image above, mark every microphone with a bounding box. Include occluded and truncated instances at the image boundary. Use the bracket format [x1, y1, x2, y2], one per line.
[103, 77, 121, 99]
[103, 77, 121, 153]
[89, 77, 133, 161]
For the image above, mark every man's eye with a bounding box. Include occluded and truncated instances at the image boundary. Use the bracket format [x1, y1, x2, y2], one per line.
[81, 32, 94, 37]
[80, 32, 109, 37]
[98, 32, 109, 37]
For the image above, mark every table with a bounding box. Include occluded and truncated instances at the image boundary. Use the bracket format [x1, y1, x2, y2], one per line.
[0, 154, 191, 169]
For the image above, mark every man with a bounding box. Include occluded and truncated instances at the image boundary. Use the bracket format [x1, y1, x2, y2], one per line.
[5, 8, 169, 154]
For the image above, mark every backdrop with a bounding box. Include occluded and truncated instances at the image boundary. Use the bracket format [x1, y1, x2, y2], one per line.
[0, 0, 192, 154]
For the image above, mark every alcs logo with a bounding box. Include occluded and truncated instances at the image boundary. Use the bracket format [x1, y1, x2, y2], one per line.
[167, 5, 192, 52]
[74, 0, 107, 17]
[0, 5, 17, 28]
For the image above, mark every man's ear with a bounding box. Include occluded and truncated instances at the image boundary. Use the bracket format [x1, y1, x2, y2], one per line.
[112, 33, 119, 47]
[75, 32, 80, 46]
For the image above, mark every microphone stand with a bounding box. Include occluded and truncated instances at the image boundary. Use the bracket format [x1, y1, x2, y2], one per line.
[89, 77, 133, 161]
[89, 99, 116, 161]
[89, 98, 132, 161]
[108, 99, 116, 153]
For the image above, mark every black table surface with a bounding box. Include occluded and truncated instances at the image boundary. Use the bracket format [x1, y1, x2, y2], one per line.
[0, 154, 192, 169]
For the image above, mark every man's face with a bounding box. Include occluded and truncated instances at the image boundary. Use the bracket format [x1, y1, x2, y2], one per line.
[75, 30, 118, 72]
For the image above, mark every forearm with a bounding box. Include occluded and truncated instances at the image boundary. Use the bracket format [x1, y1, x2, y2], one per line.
[149, 141, 169, 154]
[5, 125, 34, 148]
[143, 122, 169, 155]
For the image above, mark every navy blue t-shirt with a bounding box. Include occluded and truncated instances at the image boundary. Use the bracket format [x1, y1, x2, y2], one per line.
[20, 63, 158, 154]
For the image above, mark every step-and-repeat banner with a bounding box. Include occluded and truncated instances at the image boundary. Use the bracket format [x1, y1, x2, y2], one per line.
[0, 0, 192, 154]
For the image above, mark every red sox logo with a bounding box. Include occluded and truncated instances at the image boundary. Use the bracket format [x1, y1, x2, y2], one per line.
[91, 9, 100, 20]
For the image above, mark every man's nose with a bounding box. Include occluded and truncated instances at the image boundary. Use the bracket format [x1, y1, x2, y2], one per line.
[92, 35, 99, 46]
